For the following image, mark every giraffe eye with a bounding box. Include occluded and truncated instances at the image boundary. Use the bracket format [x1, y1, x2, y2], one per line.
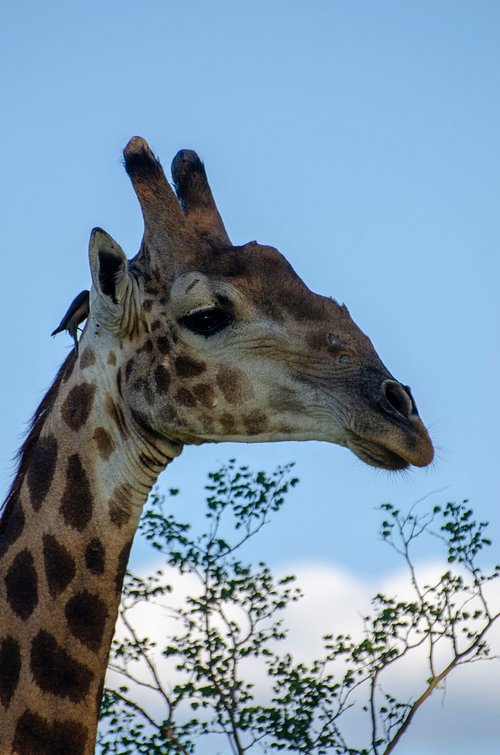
[180, 307, 232, 336]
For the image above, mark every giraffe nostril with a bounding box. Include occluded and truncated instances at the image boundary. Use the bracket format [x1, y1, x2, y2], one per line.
[382, 380, 414, 419]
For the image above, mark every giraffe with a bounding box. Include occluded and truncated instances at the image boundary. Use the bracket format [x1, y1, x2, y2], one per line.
[0, 137, 434, 754]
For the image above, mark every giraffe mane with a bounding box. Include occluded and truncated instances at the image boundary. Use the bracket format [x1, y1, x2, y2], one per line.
[0, 351, 77, 522]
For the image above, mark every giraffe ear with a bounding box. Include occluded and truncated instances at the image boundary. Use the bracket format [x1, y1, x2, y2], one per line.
[89, 227, 135, 333]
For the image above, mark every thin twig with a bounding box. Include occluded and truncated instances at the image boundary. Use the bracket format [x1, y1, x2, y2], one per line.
[384, 612, 500, 754]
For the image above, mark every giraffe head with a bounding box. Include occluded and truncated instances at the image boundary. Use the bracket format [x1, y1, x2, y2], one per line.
[86, 137, 433, 471]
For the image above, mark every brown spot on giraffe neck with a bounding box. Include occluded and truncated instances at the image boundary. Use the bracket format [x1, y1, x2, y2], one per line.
[60, 455, 93, 531]
[174, 355, 206, 378]
[115, 540, 133, 593]
[5, 549, 38, 620]
[65, 591, 108, 652]
[93, 426, 115, 460]
[95, 678, 105, 713]
[85, 538, 105, 574]
[13, 710, 88, 755]
[79, 346, 96, 369]
[30, 630, 93, 702]
[108, 484, 133, 527]
[27, 435, 58, 511]
[0, 636, 21, 709]
[107, 350, 117, 365]
[0, 499, 25, 559]
[43, 535, 76, 597]
[61, 383, 96, 432]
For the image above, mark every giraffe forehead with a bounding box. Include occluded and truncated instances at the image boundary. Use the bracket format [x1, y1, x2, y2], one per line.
[148, 241, 353, 331]
[167, 270, 328, 329]
[210, 245, 334, 318]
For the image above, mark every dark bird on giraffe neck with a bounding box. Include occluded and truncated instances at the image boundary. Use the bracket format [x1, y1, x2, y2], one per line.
[51, 290, 90, 354]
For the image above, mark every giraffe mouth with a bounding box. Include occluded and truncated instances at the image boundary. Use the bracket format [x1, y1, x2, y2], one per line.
[346, 435, 411, 471]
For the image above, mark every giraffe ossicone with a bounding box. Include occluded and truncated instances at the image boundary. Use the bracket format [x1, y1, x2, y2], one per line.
[0, 137, 433, 755]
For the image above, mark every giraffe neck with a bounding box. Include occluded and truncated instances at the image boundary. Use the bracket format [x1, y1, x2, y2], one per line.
[0, 339, 183, 755]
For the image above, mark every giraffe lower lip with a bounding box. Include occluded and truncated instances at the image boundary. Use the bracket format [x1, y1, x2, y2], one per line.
[348, 438, 410, 470]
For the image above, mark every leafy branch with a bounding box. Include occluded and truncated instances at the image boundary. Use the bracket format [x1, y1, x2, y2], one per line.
[98, 465, 499, 754]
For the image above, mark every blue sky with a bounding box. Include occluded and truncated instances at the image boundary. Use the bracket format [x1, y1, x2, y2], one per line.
[1, 2, 499, 752]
